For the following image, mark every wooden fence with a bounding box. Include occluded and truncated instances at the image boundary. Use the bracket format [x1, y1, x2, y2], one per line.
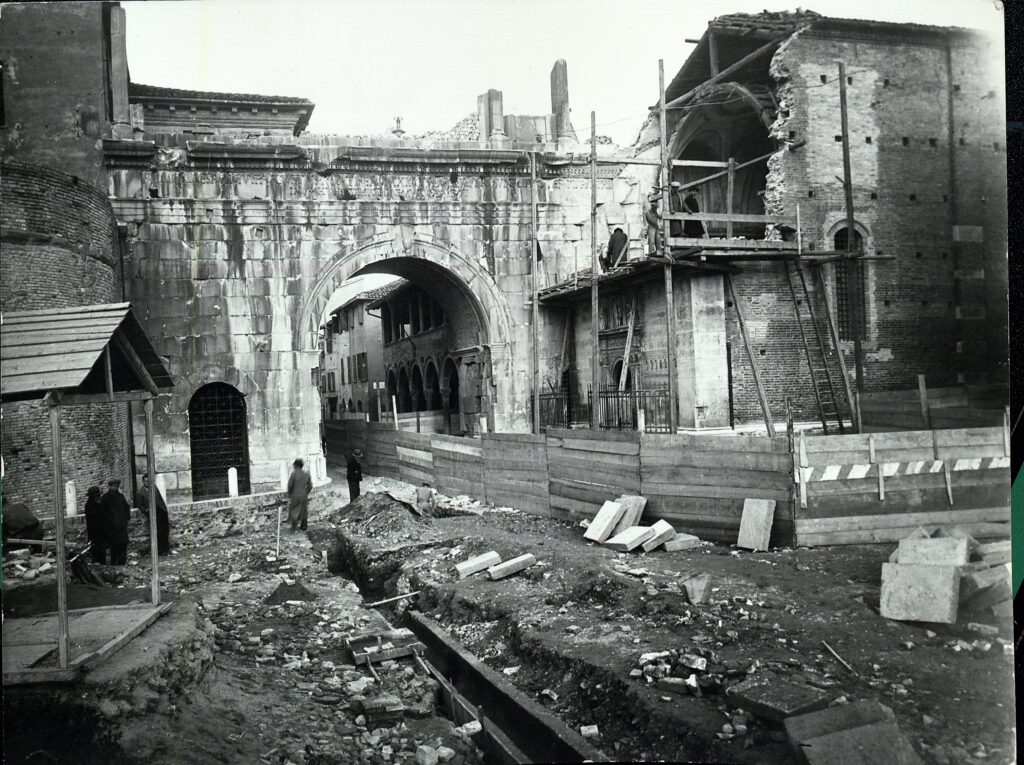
[793, 426, 1010, 546]
[323, 419, 1010, 548]
[483, 433, 549, 517]
[545, 428, 640, 522]
[641, 433, 793, 544]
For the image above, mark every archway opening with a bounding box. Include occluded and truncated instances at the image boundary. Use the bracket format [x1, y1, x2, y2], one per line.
[411, 365, 426, 412]
[669, 86, 777, 240]
[834, 227, 866, 341]
[397, 367, 411, 413]
[611, 359, 633, 392]
[188, 382, 251, 500]
[425, 362, 441, 410]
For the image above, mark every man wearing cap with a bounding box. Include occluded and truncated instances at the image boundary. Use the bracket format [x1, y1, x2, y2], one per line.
[101, 479, 132, 565]
[668, 182, 685, 239]
[644, 193, 662, 255]
[604, 227, 629, 271]
[287, 458, 313, 532]
[346, 449, 364, 501]
[683, 190, 707, 238]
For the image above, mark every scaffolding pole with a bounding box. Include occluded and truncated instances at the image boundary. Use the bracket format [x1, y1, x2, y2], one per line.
[590, 111, 600, 430]
[530, 152, 541, 434]
[659, 59, 678, 432]
[838, 62, 863, 403]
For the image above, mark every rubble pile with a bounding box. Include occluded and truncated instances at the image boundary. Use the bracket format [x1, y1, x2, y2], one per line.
[3, 548, 56, 581]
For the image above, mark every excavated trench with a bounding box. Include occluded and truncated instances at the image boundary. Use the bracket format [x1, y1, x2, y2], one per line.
[309, 492, 788, 764]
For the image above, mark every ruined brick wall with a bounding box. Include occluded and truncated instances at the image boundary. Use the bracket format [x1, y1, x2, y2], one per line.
[0, 162, 131, 513]
[725, 27, 1007, 425]
[0, 2, 112, 188]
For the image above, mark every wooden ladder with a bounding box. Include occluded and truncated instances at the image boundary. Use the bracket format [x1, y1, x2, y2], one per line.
[784, 259, 848, 434]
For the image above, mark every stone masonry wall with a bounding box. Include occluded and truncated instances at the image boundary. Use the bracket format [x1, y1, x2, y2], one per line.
[111, 142, 621, 499]
[0, 162, 132, 513]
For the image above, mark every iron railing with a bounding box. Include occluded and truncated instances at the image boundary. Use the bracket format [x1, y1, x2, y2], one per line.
[592, 388, 672, 433]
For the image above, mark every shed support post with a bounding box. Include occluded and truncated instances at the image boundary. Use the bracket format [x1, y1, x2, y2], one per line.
[144, 397, 160, 606]
[49, 401, 70, 669]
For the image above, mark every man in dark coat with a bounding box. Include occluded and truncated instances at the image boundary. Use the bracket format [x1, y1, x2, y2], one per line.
[683, 190, 707, 238]
[1, 494, 43, 553]
[135, 475, 170, 555]
[83, 485, 108, 564]
[644, 194, 662, 255]
[605, 227, 629, 270]
[287, 458, 313, 531]
[346, 449, 363, 501]
[101, 479, 131, 565]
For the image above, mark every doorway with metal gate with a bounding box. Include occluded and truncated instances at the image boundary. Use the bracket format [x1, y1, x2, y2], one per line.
[188, 382, 251, 500]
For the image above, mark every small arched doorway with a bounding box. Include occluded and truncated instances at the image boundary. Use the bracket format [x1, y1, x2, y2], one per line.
[411, 365, 426, 412]
[188, 382, 251, 500]
[385, 369, 398, 413]
[833, 226, 866, 341]
[425, 362, 441, 410]
[397, 367, 411, 413]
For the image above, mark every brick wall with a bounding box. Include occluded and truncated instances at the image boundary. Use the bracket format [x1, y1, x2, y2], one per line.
[0, 162, 131, 514]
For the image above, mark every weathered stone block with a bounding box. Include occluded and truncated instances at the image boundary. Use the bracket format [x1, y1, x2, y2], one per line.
[641, 520, 676, 552]
[736, 498, 776, 552]
[896, 537, 969, 566]
[604, 526, 654, 552]
[725, 675, 831, 722]
[663, 533, 701, 552]
[880, 563, 960, 623]
[486, 553, 537, 580]
[583, 501, 624, 544]
[610, 495, 647, 537]
[453, 551, 501, 579]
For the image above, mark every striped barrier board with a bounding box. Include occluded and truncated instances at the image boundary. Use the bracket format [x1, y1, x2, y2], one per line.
[799, 456, 1010, 483]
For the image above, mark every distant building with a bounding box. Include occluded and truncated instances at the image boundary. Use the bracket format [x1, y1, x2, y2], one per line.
[319, 286, 390, 422]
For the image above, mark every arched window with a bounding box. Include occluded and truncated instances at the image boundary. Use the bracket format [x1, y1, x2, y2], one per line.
[443, 359, 460, 414]
[610, 359, 633, 391]
[397, 367, 411, 413]
[833, 227, 866, 341]
[425, 362, 441, 410]
[357, 400, 363, 413]
[188, 382, 251, 500]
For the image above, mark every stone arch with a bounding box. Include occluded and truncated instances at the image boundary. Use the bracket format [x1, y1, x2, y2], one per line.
[424, 359, 441, 410]
[296, 233, 515, 355]
[410, 363, 426, 412]
[188, 382, 251, 500]
[825, 218, 875, 343]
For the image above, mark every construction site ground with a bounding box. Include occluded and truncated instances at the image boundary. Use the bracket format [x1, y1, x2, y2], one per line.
[1, 472, 1014, 765]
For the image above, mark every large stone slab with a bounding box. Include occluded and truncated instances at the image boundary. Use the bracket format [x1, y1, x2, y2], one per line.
[487, 554, 537, 580]
[610, 495, 647, 537]
[896, 537, 969, 566]
[880, 563, 960, 623]
[784, 699, 895, 744]
[604, 526, 655, 552]
[798, 719, 924, 764]
[453, 551, 501, 579]
[641, 520, 676, 552]
[583, 501, 624, 544]
[725, 675, 831, 722]
[736, 499, 776, 552]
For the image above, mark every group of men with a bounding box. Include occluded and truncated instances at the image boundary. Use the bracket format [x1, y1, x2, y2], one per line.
[285, 449, 363, 531]
[599, 182, 706, 272]
[84, 476, 170, 565]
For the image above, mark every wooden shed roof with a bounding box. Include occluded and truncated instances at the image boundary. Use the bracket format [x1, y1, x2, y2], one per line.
[0, 303, 173, 403]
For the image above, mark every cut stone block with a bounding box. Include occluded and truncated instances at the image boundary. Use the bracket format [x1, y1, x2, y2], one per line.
[943, 526, 980, 555]
[961, 562, 1011, 599]
[656, 677, 689, 695]
[798, 719, 924, 764]
[725, 675, 831, 722]
[736, 498, 776, 552]
[604, 526, 655, 552]
[681, 573, 710, 604]
[960, 579, 1012, 614]
[663, 533, 701, 552]
[896, 537, 969, 566]
[486, 553, 537, 580]
[641, 520, 676, 552]
[583, 501, 624, 544]
[610, 495, 647, 537]
[880, 563, 960, 624]
[977, 539, 1011, 556]
[784, 699, 895, 745]
[902, 526, 933, 540]
[453, 551, 501, 579]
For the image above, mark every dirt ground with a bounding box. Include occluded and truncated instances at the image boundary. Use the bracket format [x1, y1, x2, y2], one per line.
[2, 473, 1014, 765]
[313, 478, 1015, 765]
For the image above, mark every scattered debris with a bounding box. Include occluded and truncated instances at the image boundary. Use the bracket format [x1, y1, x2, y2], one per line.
[580, 724, 600, 738]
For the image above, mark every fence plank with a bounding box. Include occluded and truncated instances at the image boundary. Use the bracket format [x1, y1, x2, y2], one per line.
[483, 433, 549, 517]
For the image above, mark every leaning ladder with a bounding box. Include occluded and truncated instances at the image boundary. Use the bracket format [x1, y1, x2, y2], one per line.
[784, 259, 847, 434]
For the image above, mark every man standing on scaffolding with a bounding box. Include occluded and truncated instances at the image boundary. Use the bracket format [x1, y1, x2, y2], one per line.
[644, 192, 662, 255]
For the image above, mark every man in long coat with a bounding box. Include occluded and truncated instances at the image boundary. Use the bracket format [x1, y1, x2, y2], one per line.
[84, 485, 108, 564]
[346, 449, 363, 502]
[101, 479, 131, 565]
[287, 458, 313, 531]
[135, 474, 171, 555]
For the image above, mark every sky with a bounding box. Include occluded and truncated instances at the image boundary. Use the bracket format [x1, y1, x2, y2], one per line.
[123, 0, 1006, 146]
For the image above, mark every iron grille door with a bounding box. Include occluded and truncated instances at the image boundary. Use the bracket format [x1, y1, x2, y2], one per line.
[188, 383, 252, 500]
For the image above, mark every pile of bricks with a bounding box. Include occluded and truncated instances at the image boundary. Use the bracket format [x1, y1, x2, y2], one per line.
[880, 526, 1011, 625]
[581, 495, 702, 553]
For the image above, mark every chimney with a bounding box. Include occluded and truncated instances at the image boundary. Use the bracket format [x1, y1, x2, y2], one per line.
[550, 60, 573, 142]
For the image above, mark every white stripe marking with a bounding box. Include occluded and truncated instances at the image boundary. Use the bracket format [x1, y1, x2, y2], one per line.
[990, 456, 1010, 469]
[882, 462, 899, 477]
[821, 465, 841, 481]
[929, 461, 944, 473]
[848, 464, 870, 480]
